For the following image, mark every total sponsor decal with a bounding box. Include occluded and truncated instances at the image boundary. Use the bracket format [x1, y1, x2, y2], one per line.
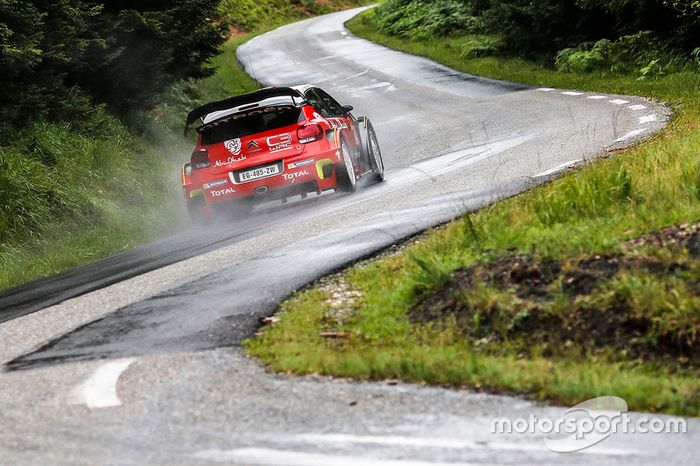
[288, 158, 314, 169]
[282, 170, 310, 183]
[210, 187, 236, 197]
[267, 133, 294, 153]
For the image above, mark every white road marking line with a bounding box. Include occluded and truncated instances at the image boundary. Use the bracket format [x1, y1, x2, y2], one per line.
[194, 448, 494, 466]
[374, 114, 416, 127]
[294, 433, 541, 452]
[354, 82, 392, 91]
[562, 91, 583, 96]
[536, 87, 555, 91]
[312, 54, 340, 62]
[587, 95, 608, 99]
[615, 128, 647, 142]
[638, 114, 657, 124]
[341, 69, 369, 81]
[534, 159, 582, 178]
[69, 358, 135, 409]
[628, 104, 647, 110]
[494, 441, 636, 456]
[296, 433, 473, 449]
[609, 99, 629, 105]
[291, 433, 637, 456]
[340, 31, 348, 36]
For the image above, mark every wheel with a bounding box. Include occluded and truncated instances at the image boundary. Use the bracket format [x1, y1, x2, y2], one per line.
[187, 197, 209, 225]
[336, 137, 357, 192]
[365, 120, 384, 183]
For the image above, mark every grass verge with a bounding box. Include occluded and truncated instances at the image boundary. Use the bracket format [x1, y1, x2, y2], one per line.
[246, 9, 700, 416]
[0, 114, 188, 291]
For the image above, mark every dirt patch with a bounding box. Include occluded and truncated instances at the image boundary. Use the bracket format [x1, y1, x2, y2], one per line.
[229, 25, 246, 38]
[623, 222, 700, 256]
[562, 255, 683, 296]
[562, 255, 619, 296]
[423, 255, 561, 303]
[409, 226, 699, 362]
[412, 254, 681, 323]
[488, 256, 562, 298]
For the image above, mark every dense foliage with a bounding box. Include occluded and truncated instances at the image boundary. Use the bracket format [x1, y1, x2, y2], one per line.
[217, 0, 360, 30]
[0, 0, 225, 132]
[374, 0, 700, 64]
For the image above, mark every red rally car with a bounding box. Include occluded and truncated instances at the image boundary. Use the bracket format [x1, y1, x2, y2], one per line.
[182, 85, 384, 222]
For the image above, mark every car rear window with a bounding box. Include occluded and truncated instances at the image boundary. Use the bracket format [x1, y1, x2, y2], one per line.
[200, 106, 303, 145]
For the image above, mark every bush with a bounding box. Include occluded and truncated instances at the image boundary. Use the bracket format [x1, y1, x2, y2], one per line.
[555, 32, 694, 75]
[376, 0, 480, 40]
[555, 47, 607, 73]
[372, 0, 700, 61]
[458, 35, 502, 58]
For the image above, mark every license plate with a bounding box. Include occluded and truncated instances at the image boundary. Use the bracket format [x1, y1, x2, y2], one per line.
[239, 164, 280, 182]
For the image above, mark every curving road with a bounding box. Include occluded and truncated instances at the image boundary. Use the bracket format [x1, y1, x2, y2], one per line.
[0, 7, 694, 465]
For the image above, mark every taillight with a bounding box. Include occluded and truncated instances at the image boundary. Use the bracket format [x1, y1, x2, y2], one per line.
[297, 124, 323, 143]
[191, 149, 210, 169]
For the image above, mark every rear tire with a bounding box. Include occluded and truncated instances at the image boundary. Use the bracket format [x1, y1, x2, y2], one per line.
[187, 198, 209, 225]
[365, 121, 384, 183]
[336, 138, 357, 192]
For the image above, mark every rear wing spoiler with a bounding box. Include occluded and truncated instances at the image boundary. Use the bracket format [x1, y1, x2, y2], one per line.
[184, 87, 304, 135]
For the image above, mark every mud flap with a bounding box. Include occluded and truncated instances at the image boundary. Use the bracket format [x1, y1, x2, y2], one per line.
[355, 116, 371, 164]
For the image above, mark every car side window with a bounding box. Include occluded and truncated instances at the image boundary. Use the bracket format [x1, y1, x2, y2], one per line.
[315, 89, 345, 116]
[304, 89, 332, 118]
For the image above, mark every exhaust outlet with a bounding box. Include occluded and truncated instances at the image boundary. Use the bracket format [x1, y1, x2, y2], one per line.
[255, 186, 269, 195]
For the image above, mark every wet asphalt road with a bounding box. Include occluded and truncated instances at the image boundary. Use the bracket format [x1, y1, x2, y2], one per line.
[1, 7, 694, 465]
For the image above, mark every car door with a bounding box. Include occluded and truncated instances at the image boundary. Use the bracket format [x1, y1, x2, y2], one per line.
[312, 88, 363, 167]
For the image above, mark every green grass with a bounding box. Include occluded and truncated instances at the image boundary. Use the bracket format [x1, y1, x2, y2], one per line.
[246, 8, 700, 416]
[203, 36, 260, 98]
[248, 286, 700, 415]
[0, 114, 187, 291]
[218, 0, 367, 31]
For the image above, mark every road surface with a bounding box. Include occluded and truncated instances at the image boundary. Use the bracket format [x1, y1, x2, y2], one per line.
[0, 7, 693, 465]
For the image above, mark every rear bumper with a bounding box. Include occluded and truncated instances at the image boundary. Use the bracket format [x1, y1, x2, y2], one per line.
[183, 151, 340, 215]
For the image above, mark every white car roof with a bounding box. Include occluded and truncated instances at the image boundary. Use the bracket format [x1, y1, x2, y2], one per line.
[202, 95, 304, 124]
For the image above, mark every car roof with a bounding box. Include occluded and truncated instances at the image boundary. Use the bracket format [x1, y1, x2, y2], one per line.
[201, 95, 301, 124]
[185, 85, 319, 131]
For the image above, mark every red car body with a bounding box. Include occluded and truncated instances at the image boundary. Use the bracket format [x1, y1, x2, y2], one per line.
[181, 85, 384, 221]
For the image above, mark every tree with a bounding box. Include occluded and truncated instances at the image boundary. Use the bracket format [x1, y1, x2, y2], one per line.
[76, 0, 226, 113]
[0, 0, 98, 131]
[0, 0, 226, 134]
